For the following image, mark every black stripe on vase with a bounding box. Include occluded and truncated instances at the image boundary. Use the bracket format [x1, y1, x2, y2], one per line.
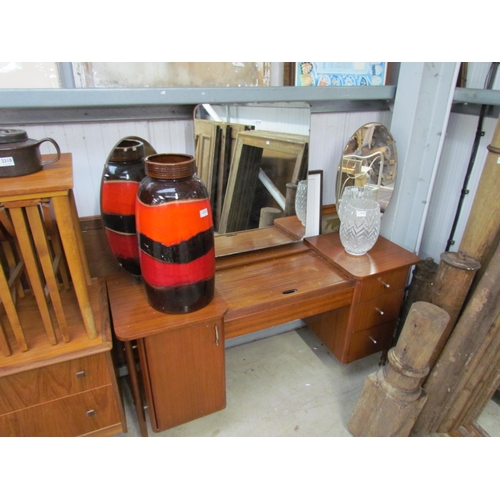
[102, 213, 137, 234]
[145, 277, 215, 314]
[138, 228, 214, 264]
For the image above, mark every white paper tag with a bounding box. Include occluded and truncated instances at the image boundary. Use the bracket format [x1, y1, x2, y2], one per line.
[0, 157, 15, 167]
[200, 208, 208, 218]
[356, 210, 367, 217]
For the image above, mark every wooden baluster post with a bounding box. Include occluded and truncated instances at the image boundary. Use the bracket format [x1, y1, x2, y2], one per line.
[348, 301, 449, 437]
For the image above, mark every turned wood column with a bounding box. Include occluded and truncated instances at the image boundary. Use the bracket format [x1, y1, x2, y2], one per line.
[412, 239, 500, 436]
[284, 182, 298, 216]
[348, 301, 450, 437]
[396, 257, 438, 341]
[259, 207, 281, 228]
[427, 250, 480, 370]
[459, 116, 500, 270]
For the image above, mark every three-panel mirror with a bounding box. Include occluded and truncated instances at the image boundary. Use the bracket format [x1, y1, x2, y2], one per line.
[194, 102, 312, 255]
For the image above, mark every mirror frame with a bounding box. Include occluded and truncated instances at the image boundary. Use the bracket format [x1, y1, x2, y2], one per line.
[335, 121, 397, 214]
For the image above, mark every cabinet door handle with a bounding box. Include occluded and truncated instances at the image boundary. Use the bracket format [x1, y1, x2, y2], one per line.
[76, 370, 86, 379]
[215, 325, 219, 346]
[86, 409, 96, 417]
[378, 278, 390, 288]
[369, 336, 377, 344]
[375, 308, 384, 315]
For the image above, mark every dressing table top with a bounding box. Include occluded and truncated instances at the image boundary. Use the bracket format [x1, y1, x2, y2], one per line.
[305, 233, 420, 279]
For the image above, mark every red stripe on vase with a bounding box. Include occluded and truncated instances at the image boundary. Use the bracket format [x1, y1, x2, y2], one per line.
[136, 198, 213, 246]
[102, 180, 140, 215]
[105, 228, 139, 260]
[139, 246, 215, 287]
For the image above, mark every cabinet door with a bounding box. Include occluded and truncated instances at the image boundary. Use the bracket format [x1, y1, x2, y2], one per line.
[140, 318, 226, 432]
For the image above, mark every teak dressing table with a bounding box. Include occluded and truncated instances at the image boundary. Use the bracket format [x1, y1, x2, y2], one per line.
[106, 229, 419, 437]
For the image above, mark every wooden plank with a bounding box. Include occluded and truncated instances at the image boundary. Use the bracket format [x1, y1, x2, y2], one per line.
[219, 140, 263, 233]
[194, 119, 219, 196]
[219, 130, 309, 234]
[0, 320, 12, 357]
[8, 206, 57, 346]
[0, 277, 111, 377]
[52, 195, 97, 339]
[25, 204, 69, 342]
[41, 202, 70, 290]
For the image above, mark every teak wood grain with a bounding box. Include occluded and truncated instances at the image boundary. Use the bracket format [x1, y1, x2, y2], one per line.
[0, 384, 121, 437]
[0, 277, 126, 437]
[304, 233, 419, 364]
[274, 215, 305, 241]
[215, 243, 354, 339]
[0, 153, 73, 199]
[106, 273, 228, 342]
[0, 352, 111, 414]
[305, 233, 420, 278]
[138, 317, 226, 432]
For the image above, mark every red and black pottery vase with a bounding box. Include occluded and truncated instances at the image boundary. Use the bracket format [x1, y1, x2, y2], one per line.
[100, 139, 146, 276]
[136, 153, 215, 314]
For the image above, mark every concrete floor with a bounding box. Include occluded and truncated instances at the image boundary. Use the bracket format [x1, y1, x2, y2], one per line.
[478, 397, 500, 437]
[115, 326, 500, 438]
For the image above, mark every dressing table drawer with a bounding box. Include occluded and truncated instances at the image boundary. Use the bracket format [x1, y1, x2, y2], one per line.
[358, 268, 409, 302]
[346, 321, 398, 363]
[353, 289, 405, 332]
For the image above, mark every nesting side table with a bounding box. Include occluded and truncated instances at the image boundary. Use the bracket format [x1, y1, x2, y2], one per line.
[0, 153, 126, 436]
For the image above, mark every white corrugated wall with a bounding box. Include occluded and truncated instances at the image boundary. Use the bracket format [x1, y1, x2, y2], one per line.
[418, 62, 500, 261]
[18, 119, 194, 218]
[10, 62, 499, 265]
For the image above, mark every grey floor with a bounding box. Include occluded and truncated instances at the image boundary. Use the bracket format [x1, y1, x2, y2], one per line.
[115, 326, 500, 437]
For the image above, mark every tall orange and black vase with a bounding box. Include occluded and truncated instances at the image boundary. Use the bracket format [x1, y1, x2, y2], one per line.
[136, 153, 215, 313]
[101, 139, 146, 276]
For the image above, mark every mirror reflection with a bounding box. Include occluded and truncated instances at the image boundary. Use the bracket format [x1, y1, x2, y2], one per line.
[336, 122, 397, 214]
[194, 103, 310, 242]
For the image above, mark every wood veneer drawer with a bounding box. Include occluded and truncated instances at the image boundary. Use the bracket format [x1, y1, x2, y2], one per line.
[0, 353, 111, 415]
[0, 385, 120, 437]
[346, 320, 397, 363]
[353, 289, 405, 333]
[358, 268, 409, 302]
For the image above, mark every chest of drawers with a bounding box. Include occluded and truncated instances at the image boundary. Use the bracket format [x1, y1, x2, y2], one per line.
[0, 352, 122, 436]
[0, 278, 126, 437]
[305, 233, 420, 363]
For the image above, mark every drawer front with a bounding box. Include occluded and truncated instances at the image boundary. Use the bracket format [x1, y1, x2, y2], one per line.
[359, 268, 409, 302]
[0, 385, 120, 437]
[0, 353, 111, 415]
[354, 289, 405, 333]
[346, 320, 397, 363]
